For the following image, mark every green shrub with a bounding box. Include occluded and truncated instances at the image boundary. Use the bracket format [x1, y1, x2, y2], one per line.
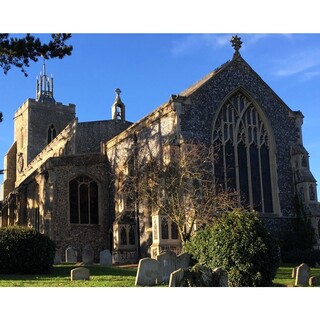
[0, 226, 56, 274]
[184, 210, 280, 287]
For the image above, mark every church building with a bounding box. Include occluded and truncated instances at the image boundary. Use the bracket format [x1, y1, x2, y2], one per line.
[0, 63, 132, 260]
[1, 36, 319, 264]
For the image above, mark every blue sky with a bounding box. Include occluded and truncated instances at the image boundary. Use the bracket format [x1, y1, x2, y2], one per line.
[1, 33, 320, 197]
[1, 1, 320, 317]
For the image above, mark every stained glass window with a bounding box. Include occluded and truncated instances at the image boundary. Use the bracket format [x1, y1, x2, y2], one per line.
[213, 92, 274, 213]
[69, 175, 99, 224]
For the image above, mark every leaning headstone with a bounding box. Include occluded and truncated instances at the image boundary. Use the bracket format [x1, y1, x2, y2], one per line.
[213, 267, 228, 287]
[65, 247, 77, 263]
[135, 258, 161, 286]
[295, 263, 310, 286]
[176, 253, 190, 270]
[100, 249, 112, 266]
[309, 276, 320, 286]
[82, 244, 94, 265]
[71, 267, 90, 281]
[156, 251, 177, 283]
[169, 268, 185, 287]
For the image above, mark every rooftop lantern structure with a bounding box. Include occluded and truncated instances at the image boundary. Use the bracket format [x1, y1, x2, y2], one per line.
[36, 59, 55, 103]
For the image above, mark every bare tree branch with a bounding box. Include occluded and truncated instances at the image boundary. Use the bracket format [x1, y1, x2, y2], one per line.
[130, 141, 243, 243]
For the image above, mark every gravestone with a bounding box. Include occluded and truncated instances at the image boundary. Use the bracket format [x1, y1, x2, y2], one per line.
[156, 251, 177, 283]
[65, 247, 77, 263]
[176, 253, 190, 270]
[295, 263, 310, 286]
[213, 267, 228, 287]
[309, 276, 320, 286]
[169, 268, 185, 287]
[71, 267, 90, 281]
[54, 249, 62, 264]
[82, 244, 94, 265]
[100, 249, 112, 266]
[135, 258, 161, 286]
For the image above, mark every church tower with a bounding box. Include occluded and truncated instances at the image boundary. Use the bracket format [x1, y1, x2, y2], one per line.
[2, 62, 76, 199]
[14, 61, 76, 167]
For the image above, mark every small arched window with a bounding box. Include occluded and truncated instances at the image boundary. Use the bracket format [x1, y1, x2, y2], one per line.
[47, 125, 57, 144]
[69, 175, 99, 224]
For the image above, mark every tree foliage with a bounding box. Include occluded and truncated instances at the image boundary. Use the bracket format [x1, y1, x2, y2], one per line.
[0, 33, 73, 76]
[184, 210, 280, 287]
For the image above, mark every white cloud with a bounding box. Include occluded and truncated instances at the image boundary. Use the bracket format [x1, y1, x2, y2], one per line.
[244, 34, 269, 46]
[272, 49, 320, 78]
[303, 70, 320, 81]
[170, 34, 232, 56]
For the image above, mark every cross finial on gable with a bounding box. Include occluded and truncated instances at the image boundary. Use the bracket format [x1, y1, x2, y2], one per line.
[231, 35, 242, 58]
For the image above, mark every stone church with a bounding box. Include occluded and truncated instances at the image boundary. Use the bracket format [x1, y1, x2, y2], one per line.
[1, 36, 319, 264]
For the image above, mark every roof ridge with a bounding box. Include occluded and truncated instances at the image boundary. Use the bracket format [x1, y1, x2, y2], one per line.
[179, 60, 231, 97]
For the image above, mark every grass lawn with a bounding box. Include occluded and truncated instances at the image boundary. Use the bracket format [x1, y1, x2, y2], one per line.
[0, 263, 319, 287]
[0, 263, 138, 287]
[273, 264, 320, 287]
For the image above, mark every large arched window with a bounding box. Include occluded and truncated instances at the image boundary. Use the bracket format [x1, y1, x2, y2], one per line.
[47, 124, 56, 144]
[212, 91, 274, 213]
[69, 175, 99, 224]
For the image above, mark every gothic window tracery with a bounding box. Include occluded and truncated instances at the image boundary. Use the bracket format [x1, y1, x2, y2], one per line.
[69, 175, 99, 224]
[213, 92, 273, 213]
[160, 216, 179, 240]
[119, 225, 136, 246]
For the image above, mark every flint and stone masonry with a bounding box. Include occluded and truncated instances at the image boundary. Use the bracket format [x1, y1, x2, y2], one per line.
[1, 36, 319, 264]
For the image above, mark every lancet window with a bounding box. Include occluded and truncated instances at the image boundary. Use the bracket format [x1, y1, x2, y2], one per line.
[47, 125, 56, 144]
